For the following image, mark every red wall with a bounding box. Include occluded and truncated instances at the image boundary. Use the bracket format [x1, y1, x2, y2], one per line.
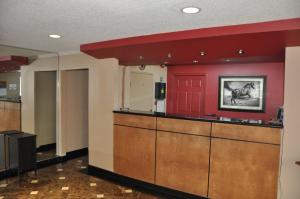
[167, 62, 285, 121]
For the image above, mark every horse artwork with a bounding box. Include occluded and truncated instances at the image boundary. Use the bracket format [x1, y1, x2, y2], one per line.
[219, 76, 266, 112]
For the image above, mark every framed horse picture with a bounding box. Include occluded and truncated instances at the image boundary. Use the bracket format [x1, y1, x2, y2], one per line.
[218, 76, 266, 112]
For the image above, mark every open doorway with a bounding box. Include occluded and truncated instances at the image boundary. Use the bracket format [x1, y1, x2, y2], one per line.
[34, 71, 57, 162]
[61, 69, 88, 158]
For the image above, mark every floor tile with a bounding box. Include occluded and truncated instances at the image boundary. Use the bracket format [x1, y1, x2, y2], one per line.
[30, 191, 39, 195]
[97, 194, 104, 198]
[0, 184, 7, 188]
[61, 186, 69, 191]
[0, 156, 163, 199]
[31, 180, 38, 184]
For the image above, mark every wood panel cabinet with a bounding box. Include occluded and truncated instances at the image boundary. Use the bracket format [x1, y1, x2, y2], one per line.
[209, 138, 280, 199]
[157, 117, 211, 136]
[212, 123, 281, 144]
[114, 113, 156, 129]
[0, 102, 21, 132]
[156, 131, 210, 196]
[114, 125, 156, 183]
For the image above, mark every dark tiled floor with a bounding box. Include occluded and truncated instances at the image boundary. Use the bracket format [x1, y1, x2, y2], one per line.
[36, 149, 58, 162]
[0, 156, 163, 199]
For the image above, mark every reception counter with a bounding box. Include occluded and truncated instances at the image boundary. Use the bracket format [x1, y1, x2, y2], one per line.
[0, 100, 21, 132]
[113, 110, 282, 199]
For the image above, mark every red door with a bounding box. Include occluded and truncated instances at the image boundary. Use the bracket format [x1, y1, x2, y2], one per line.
[172, 75, 205, 116]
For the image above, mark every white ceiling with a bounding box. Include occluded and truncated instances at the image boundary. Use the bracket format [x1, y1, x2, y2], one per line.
[0, 0, 299, 53]
[0, 45, 52, 57]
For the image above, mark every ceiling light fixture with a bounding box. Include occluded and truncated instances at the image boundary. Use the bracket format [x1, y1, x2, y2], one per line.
[49, 34, 62, 39]
[193, 60, 199, 63]
[139, 55, 144, 60]
[238, 49, 245, 55]
[182, 7, 201, 14]
[167, 53, 172, 58]
[200, 51, 206, 56]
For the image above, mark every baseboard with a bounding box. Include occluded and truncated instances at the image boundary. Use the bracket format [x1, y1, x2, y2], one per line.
[37, 156, 67, 169]
[66, 148, 88, 160]
[36, 143, 56, 152]
[88, 165, 206, 199]
[0, 168, 17, 180]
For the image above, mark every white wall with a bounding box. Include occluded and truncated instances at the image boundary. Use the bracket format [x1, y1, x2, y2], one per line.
[280, 46, 300, 199]
[21, 55, 59, 134]
[21, 53, 120, 171]
[123, 65, 167, 111]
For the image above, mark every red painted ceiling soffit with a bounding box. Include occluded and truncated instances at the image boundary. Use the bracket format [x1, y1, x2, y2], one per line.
[0, 56, 29, 73]
[80, 18, 300, 65]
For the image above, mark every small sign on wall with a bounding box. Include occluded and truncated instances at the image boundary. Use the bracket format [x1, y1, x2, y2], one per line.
[8, 83, 17, 90]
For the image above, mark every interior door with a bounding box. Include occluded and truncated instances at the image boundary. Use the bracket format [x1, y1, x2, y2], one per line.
[130, 72, 153, 111]
[173, 75, 205, 116]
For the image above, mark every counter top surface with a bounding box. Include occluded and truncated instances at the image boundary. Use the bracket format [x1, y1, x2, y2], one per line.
[0, 98, 21, 103]
[113, 110, 283, 129]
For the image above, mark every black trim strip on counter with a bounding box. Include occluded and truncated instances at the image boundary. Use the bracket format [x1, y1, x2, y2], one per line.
[113, 124, 156, 131]
[206, 122, 213, 197]
[88, 165, 207, 199]
[211, 136, 281, 146]
[156, 129, 211, 138]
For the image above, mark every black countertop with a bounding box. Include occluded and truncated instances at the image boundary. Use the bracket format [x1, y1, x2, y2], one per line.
[113, 110, 283, 129]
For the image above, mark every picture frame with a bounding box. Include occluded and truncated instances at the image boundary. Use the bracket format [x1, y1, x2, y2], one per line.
[218, 76, 266, 112]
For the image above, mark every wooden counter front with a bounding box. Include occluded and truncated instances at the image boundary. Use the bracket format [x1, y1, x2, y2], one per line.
[157, 117, 211, 136]
[156, 131, 210, 196]
[114, 113, 156, 129]
[209, 138, 280, 199]
[113, 112, 282, 198]
[212, 123, 281, 144]
[114, 125, 156, 183]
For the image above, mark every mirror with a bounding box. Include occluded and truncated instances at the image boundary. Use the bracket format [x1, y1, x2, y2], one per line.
[0, 45, 59, 169]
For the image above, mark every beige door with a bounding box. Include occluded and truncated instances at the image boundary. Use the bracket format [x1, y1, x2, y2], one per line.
[130, 72, 153, 111]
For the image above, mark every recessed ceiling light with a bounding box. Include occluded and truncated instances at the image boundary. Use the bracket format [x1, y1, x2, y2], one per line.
[182, 7, 201, 14]
[193, 60, 199, 63]
[200, 51, 206, 56]
[225, 59, 231, 62]
[139, 55, 144, 60]
[49, 34, 62, 39]
[238, 49, 245, 55]
[167, 53, 172, 58]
